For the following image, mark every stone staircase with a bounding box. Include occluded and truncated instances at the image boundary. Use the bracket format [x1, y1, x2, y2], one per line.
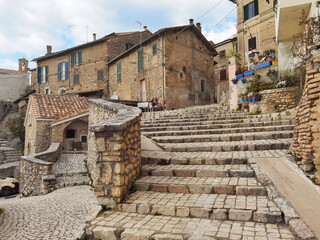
[88, 105, 299, 240]
[52, 152, 90, 189]
[0, 139, 21, 165]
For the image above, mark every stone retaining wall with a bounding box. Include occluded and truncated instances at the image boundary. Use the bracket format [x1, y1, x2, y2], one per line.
[292, 52, 320, 184]
[88, 99, 141, 208]
[250, 87, 300, 114]
[19, 143, 61, 196]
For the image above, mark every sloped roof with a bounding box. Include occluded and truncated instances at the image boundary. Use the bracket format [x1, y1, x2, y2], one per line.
[32, 30, 151, 62]
[213, 36, 237, 48]
[29, 94, 88, 120]
[107, 24, 218, 65]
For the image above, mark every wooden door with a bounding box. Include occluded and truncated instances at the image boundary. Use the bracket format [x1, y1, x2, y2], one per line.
[140, 80, 146, 101]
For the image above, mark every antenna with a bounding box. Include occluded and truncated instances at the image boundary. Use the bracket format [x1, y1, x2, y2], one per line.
[85, 26, 89, 42]
[137, 21, 142, 49]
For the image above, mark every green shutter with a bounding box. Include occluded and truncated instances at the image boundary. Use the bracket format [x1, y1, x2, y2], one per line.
[78, 51, 82, 65]
[58, 63, 61, 80]
[37, 67, 41, 84]
[45, 66, 48, 82]
[65, 62, 69, 80]
[254, 0, 259, 16]
[138, 48, 144, 72]
[153, 44, 157, 55]
[117, 62, 121, 82]
[71, 53, 74, 67]
[244, 4, 248, 21]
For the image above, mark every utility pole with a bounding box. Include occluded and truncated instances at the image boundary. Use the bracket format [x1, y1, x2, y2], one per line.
[137, 21, 142, 49]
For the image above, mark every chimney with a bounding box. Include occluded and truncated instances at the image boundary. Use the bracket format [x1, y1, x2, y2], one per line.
[143, 26, 148, 31]
[93, 33, 96, 41]
[46, 45, 52, 54]
[196, 22, 202, 32]
[189, 19, 194, 25]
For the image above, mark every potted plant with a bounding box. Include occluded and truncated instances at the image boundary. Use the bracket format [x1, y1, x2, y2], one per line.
[235, 66, 244, 79]
[241, 79, 246, 83]
[227, 50, 241, 64]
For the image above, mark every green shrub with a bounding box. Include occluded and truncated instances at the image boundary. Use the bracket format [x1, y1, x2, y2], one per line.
[7, 110, 25, 143]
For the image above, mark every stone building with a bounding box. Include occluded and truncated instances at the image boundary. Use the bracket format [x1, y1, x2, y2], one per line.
[107, 20, 218, 110]
[213, 37, 238, 103]
[0, 58, 29, 102]
[24, 94, 88, 155]
[31, 30, 152, 97]
[229, 0, 277, 66]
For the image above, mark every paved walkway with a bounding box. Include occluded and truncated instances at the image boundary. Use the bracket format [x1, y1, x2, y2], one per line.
[255, 157, 320, 239]
[0, 186, 97, 240]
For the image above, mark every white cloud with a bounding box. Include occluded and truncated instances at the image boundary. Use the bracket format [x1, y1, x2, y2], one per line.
[0, 0, 237, 69]
[206, 21, 237, 44]
[0, 59, 18, 70]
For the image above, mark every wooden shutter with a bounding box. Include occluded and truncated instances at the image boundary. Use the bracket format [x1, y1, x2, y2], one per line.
[254, 0, 259, 16]
[138, 48, 144, 72]
[65, 62, 69, 80]
[220, 69, 227, 81]
[58, 63, 61, 80]
[71, 53, 74, 67]
[117, 62, 121, 82]
[78, 51, 82, 65]
[244, 4, 248, 21]
[37, 67, 41, 83]
[45, 66, 48, 82]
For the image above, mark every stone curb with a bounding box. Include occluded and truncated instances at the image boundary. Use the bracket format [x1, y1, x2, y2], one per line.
[248, 157, 316, 240]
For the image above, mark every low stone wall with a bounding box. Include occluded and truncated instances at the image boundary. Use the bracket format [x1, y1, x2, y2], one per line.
[19, 143, 61, 196]
[88, 99, 141, 208]
[250, 87, 300, 114]
[292, 52, 320, 184]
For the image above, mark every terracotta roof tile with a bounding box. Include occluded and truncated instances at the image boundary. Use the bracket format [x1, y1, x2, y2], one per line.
[30, 94, 89, 120]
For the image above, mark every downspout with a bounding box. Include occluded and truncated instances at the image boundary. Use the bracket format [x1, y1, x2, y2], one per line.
[161, 35, 165, 110]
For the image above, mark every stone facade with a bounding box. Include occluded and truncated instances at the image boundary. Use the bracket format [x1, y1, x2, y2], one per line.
[292, 52, 320, 183]
[32, 31, 152, 96]
[232, 0, 277, 66]
[249, 87, 300, 114]
[19, 143, 61, 196]
[88, 99, 141, 208]
[213, 37, 237, 104]
[107, 23, 217, 110]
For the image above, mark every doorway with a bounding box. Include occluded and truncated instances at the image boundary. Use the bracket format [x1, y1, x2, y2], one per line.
[140, 79, 146, 101]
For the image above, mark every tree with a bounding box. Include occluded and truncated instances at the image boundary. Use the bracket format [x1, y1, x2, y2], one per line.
[7, 110, 26, 144]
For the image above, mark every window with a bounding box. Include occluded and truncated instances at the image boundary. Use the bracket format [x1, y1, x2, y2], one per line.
[45, 88, 50, 95]
[219, 50, 226, 58]
[73, 74, 80, 85]
[81, 136, 87, 143]
[117, 62, 121, 82]
[180, 73, 183, 78]
[71, 51, 82, 67]
[66, 129, 76, 138]
[244, 0, 258, 21]
[58, 62, 69, 80]
[37, 66, 48, 83]
[248, 37, 257, 51]
[201, 80, 205, 92]
[220, 69, 227, 81]
[152, 44, 157, 55]
[126, 43, 133, 50]
[97, 70, 104, 82]
[182, 66, 186, 72]
[138, 48, 144, 72]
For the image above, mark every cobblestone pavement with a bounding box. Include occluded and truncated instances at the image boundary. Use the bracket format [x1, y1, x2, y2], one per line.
[0, 186, 97, 240]
[87, 105, 310, 239]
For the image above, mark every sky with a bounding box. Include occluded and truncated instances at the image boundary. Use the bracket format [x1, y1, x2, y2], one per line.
[0, 0, 237, 70]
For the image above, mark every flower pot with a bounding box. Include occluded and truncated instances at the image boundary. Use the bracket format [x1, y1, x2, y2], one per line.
[236, 74, 244, 79]
[241, 96, 245, 102]
[253, 60, 272, 70]
[232, 80, 238, 85]
[248, 97, 252, 103]
[241, 79, 246, 83]
[244, 70, 254, 77]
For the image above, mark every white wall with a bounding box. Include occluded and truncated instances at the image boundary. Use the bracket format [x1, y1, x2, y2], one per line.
[0, 74, 29, 101]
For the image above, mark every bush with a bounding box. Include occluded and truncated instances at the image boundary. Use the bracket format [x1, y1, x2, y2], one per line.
[7, 110, 25, 144]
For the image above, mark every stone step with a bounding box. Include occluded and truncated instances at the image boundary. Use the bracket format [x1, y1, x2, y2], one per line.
[120, 191, 282, 223]
[141, 164, 255, 178]
[135, 176, 266, 196]
[141, 149, 288, 166]
[159, 139, 292, 152]
[152, 131, 293, 144]
[55, 174, 90, 189]
[89, 211, 294, 240]
[141, 120, 294, 133]
[143, 125, 294, 137]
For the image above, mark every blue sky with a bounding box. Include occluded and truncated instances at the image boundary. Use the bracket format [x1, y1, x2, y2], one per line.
[0, 0, 236, 70]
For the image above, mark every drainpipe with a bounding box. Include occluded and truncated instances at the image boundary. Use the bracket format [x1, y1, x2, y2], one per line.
[161, 35, 165, 110]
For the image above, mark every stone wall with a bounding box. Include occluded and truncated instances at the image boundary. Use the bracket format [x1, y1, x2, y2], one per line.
[88, 99, 141, 208]
[19, 143, 61, 196]
[0, 101, 15, 123]
[250, 87, 300, 114]
[292, 52, 320, 183]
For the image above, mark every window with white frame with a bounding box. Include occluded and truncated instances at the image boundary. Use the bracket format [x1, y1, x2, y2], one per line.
[58, 62, 69, 80]
[37, 66, 48, 83]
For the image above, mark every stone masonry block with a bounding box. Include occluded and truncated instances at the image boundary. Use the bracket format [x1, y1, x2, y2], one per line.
[151, 184, 168, 192]
[121, 204, 137, 213]
[214, 185, 235, 195]
[228, 209, 252, 221]
[289, 219, 315, 240]
[93, 226, 118, 240]
[176, 207, 190, 217]
[236, 186, 267, 196]
[175, 170, 195, 177]
[210, 209, 227, 220]
[138, 204, 151, 214]
[190, 208, 210, 218]
[151, 205, 175, 216]
[168, 185, 189, 194]
[253, 211, 283, 223]
[188, 184, 213, 194]
[121, 228, 155, 240]
[152, 234, 183, 240]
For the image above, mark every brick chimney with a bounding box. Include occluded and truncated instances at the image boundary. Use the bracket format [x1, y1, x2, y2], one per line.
[46, 45, 52, 54]
[189, 19, 194, 25]
[196, 22, 202, 32]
